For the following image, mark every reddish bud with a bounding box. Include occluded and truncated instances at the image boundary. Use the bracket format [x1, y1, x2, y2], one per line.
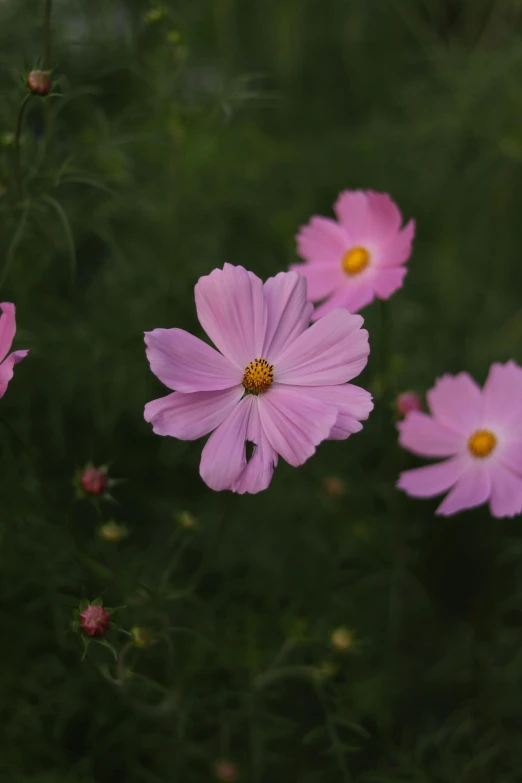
[322, 475, 345, 499]
[214, 760, 239, 781]
[81, 467, 108, 495]
[396, 391, 422, 418]
[27, 70, 52, 96]
[80, 604, 111, 637]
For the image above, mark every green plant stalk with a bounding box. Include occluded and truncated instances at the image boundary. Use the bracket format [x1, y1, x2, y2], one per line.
[43, 0, 53, 163]
[13, 94, 31, 201]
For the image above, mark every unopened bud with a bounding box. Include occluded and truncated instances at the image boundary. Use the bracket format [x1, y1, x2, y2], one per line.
[175, 510, 197, 529]
[80, 604, 111, 637]
[214, 759, 239, 781]
[396, 391, 422, 418]
[98, 520, 128, 543]
[81, 466, 108, 496]
[330, 626, 354, 652]
[27, 70, 51, 96]
[131, 626, 151, 648]
[322, 475, 345, 499]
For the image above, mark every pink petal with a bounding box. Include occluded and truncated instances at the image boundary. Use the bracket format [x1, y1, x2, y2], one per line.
[426, 373, 482, 436]
[378, 220, 415, 267]
[144, 387, 243, 440]
[144, 328, 239, 393]
[436, 463, 491, 516]
[397, 456, 465, 498]
[312, 276, 376, 320]
[365, 191, 403, 239]
[0, 303, 16, 363]
[397, 411, 463, 457]
[0, 350, 29, 398]
[373, 266, 407, 300]
[232, 399, 278, 494]
[288, 262, 342, 303]
[262, 271, 314, 360]
[489, 462, 522, 518]
[195, 264, 267, 368]
[258, 386, 337, 467]
[276, 309, 369, 386]
[296, 217, 348, 265]
[299, 383, 374, 440]
[333, 191, 370, 239]
[200, 395, 254, 491]
[482, 361, 522, 430]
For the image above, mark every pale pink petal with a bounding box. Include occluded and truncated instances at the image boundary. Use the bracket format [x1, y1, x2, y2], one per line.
[397, 411, 463, 457]
[499, 438, 522, 474]
[258, 386, 337, 466]
[397, 456, 465, 497]
[233, 399, 278, 494]
[144, 328, 239, 393]
[426, 373, 482, 435]
[195, 264, 267, 368]
[489, 462, 522, 518]
[288, 262, 342, 303]
[0, 303, 16, 363]
[144, 386, 243, 440]
[262, 271, 314, 360]
[436, 463, 491, 516]
[296, 217, 348, 265]
[311, 278, 376, 320]
[373, 267, 407, 300]
[276, 309, 369, 385]
[482, 361, 522, 429]
[200, 395, 254, 491]
[299, 383, 373, 440]
[333, 191, 370, 239]
[0, 350, 29, 398]
[378, 220, 415, 267]
[365, 191, 403, 240]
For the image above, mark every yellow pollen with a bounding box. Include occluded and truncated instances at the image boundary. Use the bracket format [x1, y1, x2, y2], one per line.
[468, 429, 497, 458]
[342, 246, 370, 276]
[242, 357, 274, 394]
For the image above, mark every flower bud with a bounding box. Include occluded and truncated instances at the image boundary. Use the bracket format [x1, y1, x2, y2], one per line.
[131, 626, 151, 648]
[396, 391, 422, 418]
[330, 626, 354, 652]
[80, 604, 111, 637]
[322, 475, 345, 499]
[175, 510, 197, 529]
[27, 70, 51, 96]
[98, 520, 128, 543]
[214, 760, 239, 781]
[81, 466, 108, 495]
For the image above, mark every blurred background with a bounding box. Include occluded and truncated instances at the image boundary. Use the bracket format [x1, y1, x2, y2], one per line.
[2, 0, 522, 780]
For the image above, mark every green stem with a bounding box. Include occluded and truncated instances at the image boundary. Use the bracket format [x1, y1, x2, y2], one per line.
[43, 0, 52, 69]
[13, 94, 31, 201]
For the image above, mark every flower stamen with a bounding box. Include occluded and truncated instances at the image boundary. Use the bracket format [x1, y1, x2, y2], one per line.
[242, 358, 273, 395]
[468, 429, 497, 458]
[342, 246, 370, 276]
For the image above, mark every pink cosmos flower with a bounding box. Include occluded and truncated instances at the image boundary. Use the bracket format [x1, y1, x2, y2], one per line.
[0, 302, 28, 398]
[397, 362, 522, 517]
[144, 264, 373, 494]
[291, 190, 415, 318]
[396, 390, 423, 418]
[79, 604, 111, 637]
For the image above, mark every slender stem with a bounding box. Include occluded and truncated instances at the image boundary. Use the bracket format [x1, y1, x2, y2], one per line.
[13, 94, 31, 201]
[0, 412, 51, 505]
[43, 0, 52, 69]
[189, 493, 237, 590]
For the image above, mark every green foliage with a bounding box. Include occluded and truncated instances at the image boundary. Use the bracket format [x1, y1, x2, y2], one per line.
[1, 0, 522, 780]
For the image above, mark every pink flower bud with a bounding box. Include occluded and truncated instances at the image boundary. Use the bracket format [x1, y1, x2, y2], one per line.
[27, 70, 51, 96]
[81, 467, 108, 495]
[214, 759, 239, 781]
[396, 391, 422, 418]
[80, 605, 111, 637]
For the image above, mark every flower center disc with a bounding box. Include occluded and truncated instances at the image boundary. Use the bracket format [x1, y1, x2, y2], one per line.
[342, 246, 370, 276]
[242, 358, 274, 394]
[468, 429, 497, 458]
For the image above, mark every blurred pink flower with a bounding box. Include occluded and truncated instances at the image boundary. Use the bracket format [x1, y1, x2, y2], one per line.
[144, 264, 372, 494]
[396, 391, 423, 417]
[291, 190, 415, 318]
[397, 362, 522, 517]
[0, 302, 28, 398]
[80, 604, 111, 637]
[81, 466, 108, 495]
[214, 759, 239, 781]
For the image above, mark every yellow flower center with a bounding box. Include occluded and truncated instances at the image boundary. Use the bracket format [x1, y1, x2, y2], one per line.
[468, 429, 497, 458]
[342, 246, 370, 276]
[242, 358, 274, 394]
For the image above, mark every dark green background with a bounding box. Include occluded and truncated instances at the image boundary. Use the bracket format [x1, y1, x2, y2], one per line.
[1, 1, 522, 780]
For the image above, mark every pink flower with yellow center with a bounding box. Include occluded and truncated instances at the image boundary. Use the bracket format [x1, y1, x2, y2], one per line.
[397, 362, 522, 517]
[144, 264, 373, 494]
[0, 302, 28, 398]
[291, 190, 415, 318]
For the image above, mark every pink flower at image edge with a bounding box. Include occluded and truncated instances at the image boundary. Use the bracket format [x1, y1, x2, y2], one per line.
[397, 362, 522, 517]
[144, 264, 373, 494]
[291, 190, 415, 318]
[0, 302, 28, 398]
